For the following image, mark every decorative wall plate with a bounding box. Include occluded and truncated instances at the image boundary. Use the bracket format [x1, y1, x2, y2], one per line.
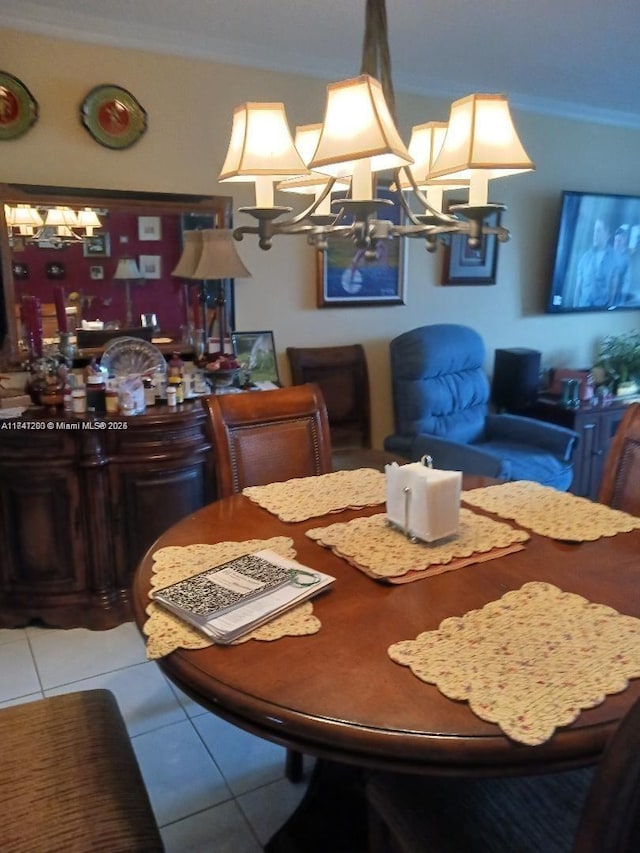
[0, 71, 39, 141]
[80, 84, 147, 150]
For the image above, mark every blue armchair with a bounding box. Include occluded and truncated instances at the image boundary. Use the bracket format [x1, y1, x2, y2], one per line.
[384, 324, 578, 490]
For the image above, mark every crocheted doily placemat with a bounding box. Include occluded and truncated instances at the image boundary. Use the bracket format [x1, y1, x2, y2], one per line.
[306, 509, 529, 582]
[389, 581, 640, 745]
[242, 468, 386, 522]
[462, 480, 640, 541]
[143, 537, 321, 659]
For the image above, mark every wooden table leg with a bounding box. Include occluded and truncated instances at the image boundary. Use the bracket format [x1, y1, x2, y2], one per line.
[265, 759, 368, 853]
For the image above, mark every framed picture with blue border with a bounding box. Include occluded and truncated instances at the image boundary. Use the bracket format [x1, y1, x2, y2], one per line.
[316, 185, 407, 307]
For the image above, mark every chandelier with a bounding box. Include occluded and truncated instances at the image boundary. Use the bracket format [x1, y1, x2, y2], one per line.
[5, 203, 102, 247]
[218, 0, 534, 255]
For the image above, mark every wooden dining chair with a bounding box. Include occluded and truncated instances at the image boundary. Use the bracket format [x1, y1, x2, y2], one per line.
[286, 344, 371, 450]
[598, 402, 640, 516]
[202, 383, 333, 784]
[202, 383, 333, 497]
[365, 693, 640, 853]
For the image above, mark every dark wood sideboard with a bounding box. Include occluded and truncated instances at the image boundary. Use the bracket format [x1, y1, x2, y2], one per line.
[528, 396, 633, 499]
[0, 403, 214, 629]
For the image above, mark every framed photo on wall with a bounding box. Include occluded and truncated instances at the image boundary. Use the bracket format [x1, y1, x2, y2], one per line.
[83, 233, 111, 258]
[231, 330, 280, 385]
[138, 255, 162, 279]
[316, 185, 407, 307]
[441, 203, 502, 285]
[138, 215, 162, 241]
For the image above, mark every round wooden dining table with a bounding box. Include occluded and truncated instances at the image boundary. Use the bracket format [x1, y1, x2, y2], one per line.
[131, 475, 640, 852]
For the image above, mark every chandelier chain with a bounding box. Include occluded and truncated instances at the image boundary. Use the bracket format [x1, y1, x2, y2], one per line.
[360, 0, 396, 119]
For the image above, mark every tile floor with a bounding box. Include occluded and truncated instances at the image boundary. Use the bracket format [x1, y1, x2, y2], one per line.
[0, 621, 311, 851]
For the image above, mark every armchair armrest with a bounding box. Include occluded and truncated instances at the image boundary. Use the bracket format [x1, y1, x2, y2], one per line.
[410, 434, 511, 479]
[485, 414, 578, 461]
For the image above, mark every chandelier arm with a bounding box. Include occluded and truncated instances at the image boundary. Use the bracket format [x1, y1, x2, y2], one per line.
[394, 167, 459, 225]
[282, 179, 339, 227]
[232, 216, 357, 249]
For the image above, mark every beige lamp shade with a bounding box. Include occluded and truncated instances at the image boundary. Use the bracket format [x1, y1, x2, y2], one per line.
[171, 230, 203, 278]
[192, 230, 252, 280]
[309, 75, 412, 178]
[76, 207, 102, 236]
[113, 257, 144, 280]
[396, 122, 467, 190]
[278, 124, 350, 196]
[219, 102, 308, 208]
[44, 207, 79, 228]
[393, 121, 469, 214]
[54, 225, 77, 239]
[428, 93, 534, 206]
[219, 103, 307, 181]
[10, 204, 43, 227]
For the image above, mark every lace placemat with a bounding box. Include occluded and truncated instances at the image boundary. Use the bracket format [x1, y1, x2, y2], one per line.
[306, 509, 529, 583]
[143, 537, 321, 659]
[242, 468, 386, 522]
[462, 480, 640, 541]
[389, 581, 640, 745]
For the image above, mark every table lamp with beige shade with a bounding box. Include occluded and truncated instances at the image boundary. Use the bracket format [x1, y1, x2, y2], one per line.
[112, 257, 144, 327]
[172, 229, 251, 354]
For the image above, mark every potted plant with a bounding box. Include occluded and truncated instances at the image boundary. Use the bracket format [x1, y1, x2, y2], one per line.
[595, 330, 640, 396]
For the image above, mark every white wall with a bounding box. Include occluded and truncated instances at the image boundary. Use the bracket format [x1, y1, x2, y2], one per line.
[2, 28, 639, 445]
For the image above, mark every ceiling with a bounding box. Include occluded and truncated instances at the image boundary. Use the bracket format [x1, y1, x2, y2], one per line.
[2, 0, 640, 128]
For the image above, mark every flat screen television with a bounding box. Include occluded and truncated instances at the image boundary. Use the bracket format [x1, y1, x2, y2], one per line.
[547, 190, 640, 313]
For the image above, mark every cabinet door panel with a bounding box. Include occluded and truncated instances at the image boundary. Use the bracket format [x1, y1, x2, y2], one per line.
[0, 469, 85, 591]
[112, 463, 210, 585]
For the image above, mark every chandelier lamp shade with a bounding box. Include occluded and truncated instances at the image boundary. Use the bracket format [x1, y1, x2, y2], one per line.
[4, 202, 103, 245]
[277, 124, 351, 216]
[217, 0, 534, 252]
[394, 121, 469, 218]
[427, 93, 534, 207]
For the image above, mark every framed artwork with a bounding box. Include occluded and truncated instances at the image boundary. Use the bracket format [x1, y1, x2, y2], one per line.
[139, 254, 162, 279]
[0, 71, 39, 141]
[231, 330, 280, 385]
[316, 185, 407, 307]
[45, 261, 65, 280]
[138, 215, 162, 241]
[441, 202, 501, 285]
[83, 233, 111, 258]
[80, 85, 147, 150]
[12, 261, 28, 280]
[90, 265, 104, 280]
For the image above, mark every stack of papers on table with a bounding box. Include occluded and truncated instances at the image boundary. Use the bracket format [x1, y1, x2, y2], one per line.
[152, 549, 334, 644]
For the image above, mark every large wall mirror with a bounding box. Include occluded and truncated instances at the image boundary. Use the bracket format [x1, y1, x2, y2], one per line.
[0, 183, 232, 366]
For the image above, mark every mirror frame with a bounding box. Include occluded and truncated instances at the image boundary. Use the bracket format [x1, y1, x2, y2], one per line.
[0, 183, 232, 366]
